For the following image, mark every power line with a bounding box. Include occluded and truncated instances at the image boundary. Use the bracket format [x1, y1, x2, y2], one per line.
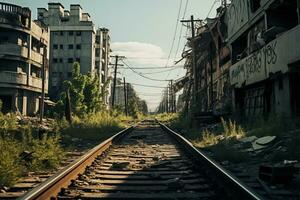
[117, 65, 182, 70]
[206, 0, 219, 19]
[129, 83, 167, 88]
[122, 60, 171, 82]
[165, 0, 183, 68]
[174, 0, 189, 63]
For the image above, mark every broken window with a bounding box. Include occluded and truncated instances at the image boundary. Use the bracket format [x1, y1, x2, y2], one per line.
[231, 34, 248, 64]
[265, 0, 298, 41]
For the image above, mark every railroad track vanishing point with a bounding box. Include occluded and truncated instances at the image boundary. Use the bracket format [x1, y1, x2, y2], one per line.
[19, 120, 263, 200]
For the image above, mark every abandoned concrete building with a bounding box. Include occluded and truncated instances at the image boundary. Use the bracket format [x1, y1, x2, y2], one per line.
[0, 2, 49, 115]
[174, 0, 300, 120]
[96, 28, 111, 107]
[37, 3, 111, 104]
[229, 0, 300, 118]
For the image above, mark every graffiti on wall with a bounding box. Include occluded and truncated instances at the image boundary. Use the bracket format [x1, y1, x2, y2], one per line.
[265, 41, 277, 65]
[230, 41, 278, 87]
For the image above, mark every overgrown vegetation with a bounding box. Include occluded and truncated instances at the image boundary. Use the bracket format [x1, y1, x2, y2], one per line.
[167, 111, 300, 163]
[0, 63, 148, 187]
[60, 111, 131, 144]
[0, 111, 64, 187]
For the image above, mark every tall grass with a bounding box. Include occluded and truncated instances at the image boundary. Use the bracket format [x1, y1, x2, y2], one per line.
[60, 111, 131, 144]
[0, 113, 64, 187]
[0, 137, 22, 187]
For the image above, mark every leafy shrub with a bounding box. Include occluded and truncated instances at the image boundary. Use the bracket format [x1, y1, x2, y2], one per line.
[29, 135, 64, 170]
[0, 137, 22, 187]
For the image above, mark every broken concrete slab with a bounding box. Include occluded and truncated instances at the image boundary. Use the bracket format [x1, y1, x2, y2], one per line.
[256, 136, 276, 146]
[238, 136, 258, 143]
[252, 136, 277, 151]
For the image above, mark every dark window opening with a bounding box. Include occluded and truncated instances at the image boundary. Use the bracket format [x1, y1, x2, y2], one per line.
[68, 31, 74, 36]
[250, 0, 261, 13]
[68, 58, 74, 63]
[68, 44, 74, 49]
[68, 72, 72, 77]
[76, 58, 80, 62]
[53, 58, 58, 63]
[76, 31, 81, 36]
[76, 44, 81, 49]
[53, 44, 58, 49]
[60, 44, 64, 49]
[265, 0, 298, 41]
[60, 31, 64, 36]
[59, 58, 63, 63]
[231, 34, 248, 64]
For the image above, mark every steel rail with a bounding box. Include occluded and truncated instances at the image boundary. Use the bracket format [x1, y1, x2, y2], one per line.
[159, 122, 264, 200]
[18, 126, 134, 200]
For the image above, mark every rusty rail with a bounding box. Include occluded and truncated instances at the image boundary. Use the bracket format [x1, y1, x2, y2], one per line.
[19, 121, 263, 200]
[18, 126, 134, 200]
[159, 122, 263, 200]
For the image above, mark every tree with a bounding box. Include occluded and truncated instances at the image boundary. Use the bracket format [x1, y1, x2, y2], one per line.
[63, 62, 87, 116]
[84, 73, 102, 113]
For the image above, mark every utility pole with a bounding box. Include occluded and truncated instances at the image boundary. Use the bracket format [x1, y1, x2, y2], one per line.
[123, 77, 128, 116]
[170, 80, 174, 113]
[165, 88, 169, 113]
[181, 16, 202, 104]
[110, 55, 125, 108]
[40, 38, 46, 123]
[210, 42, 214, 111]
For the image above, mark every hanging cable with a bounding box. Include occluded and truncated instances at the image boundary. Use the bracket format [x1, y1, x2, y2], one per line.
[129, 83, 167, 88]
[173, 0, 189, 63]
[122, 60, 171, 82]
[164, 0, 183, 68]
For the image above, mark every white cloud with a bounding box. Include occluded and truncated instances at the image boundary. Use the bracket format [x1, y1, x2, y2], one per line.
[111, 42, 168, 66]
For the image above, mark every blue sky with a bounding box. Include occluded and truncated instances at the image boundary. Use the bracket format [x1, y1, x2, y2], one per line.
[3, 0, 219, 111]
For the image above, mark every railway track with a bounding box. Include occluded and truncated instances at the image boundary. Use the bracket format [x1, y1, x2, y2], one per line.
[18, 120, 263, 200]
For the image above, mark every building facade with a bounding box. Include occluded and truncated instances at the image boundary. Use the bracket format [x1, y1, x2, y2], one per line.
[96, 28, 111, 106]
[0, 2, 49, 115]
[228, 0, 300, 118]
[37, 3, 111, 104]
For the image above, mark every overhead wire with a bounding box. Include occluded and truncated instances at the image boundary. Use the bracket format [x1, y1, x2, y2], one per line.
[173, 0, 189, 63]
[129, 83, 167, 88]
[122, 60, 171, 82]
[165, 0, 189, 79]
[164, 0, 183, 68]
[117, 65, 182, 70]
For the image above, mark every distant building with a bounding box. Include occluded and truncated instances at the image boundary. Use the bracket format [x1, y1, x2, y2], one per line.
[111, 78, 134, 107]
[228, 0, 300, 118]
[0, 2, 49, 115]
[37, 3, 111, 105]
[96, 28, 111, 106]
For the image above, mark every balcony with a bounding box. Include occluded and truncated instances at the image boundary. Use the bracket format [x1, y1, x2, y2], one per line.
[0, 71, 27, 85]
[230, 24, 300, 88]
[28, 76, 42, 89]
[0, 71, 46, 92]
[0, 2, 31, 29]
[0, 43, 28, 58]
[31, 50, 43, 64]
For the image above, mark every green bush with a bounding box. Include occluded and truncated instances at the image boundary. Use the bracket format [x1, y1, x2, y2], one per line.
[30, 135, 64, 170]
[0, 137, 22, 187]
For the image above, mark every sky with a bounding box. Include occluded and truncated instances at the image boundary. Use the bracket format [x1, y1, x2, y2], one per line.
[3, 0, 219, 111]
